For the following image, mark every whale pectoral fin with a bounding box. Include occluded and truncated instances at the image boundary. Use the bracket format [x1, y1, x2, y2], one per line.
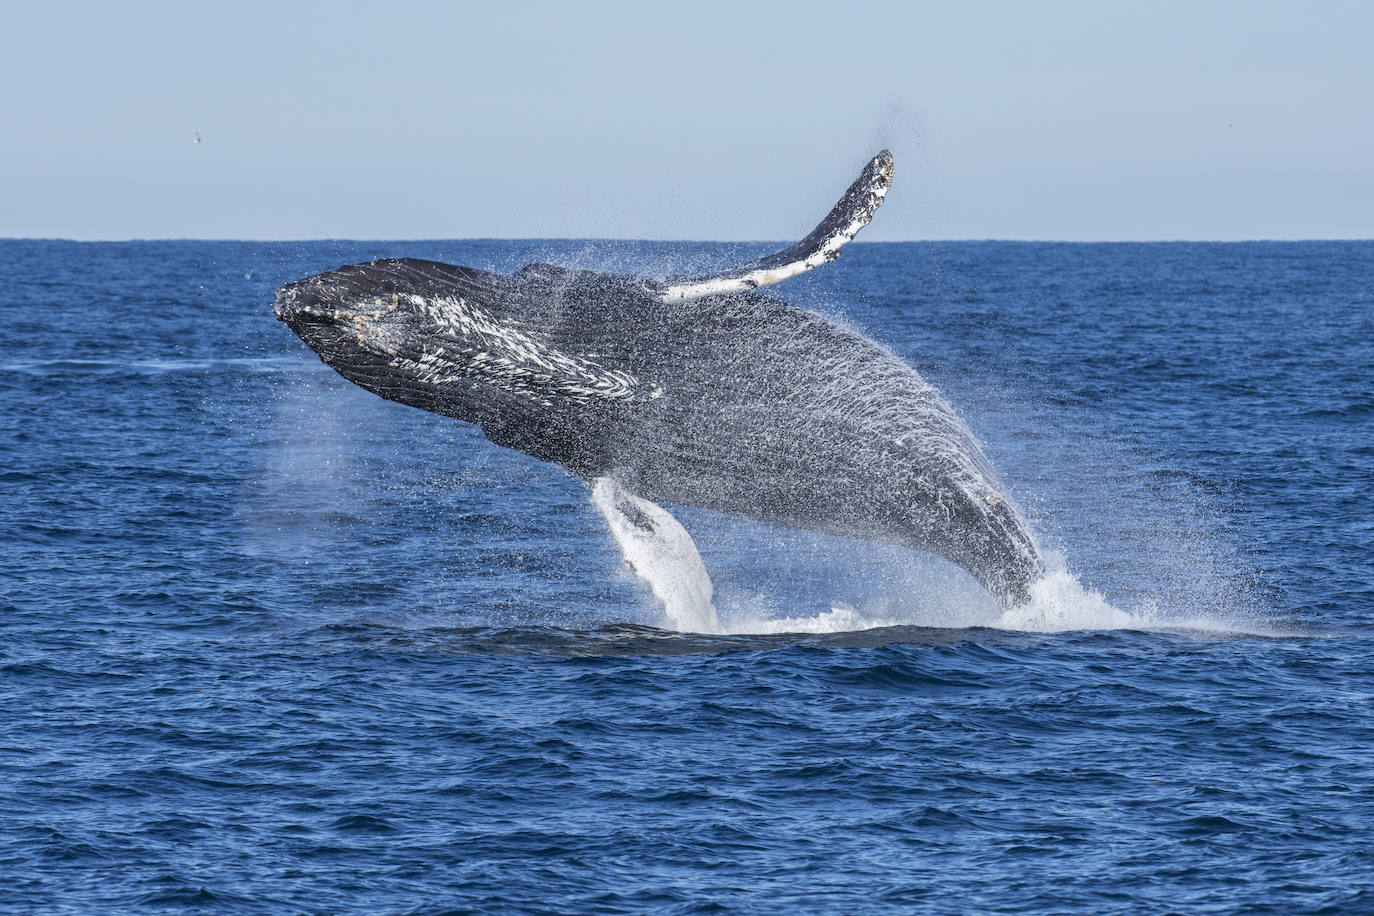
[590, 477, 722, 634]
[655, 150, 894, 302]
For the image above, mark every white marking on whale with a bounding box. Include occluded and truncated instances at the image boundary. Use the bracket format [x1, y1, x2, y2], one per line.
[274, 150, 1046, 621]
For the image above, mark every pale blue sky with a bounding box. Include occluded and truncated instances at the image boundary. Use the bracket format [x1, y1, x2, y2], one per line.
[3, 0, 1371, 240]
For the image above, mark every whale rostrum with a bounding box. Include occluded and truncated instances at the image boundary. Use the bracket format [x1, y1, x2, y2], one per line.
[274, 150, 1045, 610]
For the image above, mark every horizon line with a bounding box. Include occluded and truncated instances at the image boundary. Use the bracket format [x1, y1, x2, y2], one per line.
[3, 235, 1372, 245]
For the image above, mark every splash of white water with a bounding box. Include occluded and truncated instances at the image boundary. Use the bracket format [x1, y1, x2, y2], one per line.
[989, 552, 1145, 632]
[587, 474, 1272, 637]
[709, 550, 1198, 635]
[723, 601, 909, 635]
[604, 516, 1257, 637]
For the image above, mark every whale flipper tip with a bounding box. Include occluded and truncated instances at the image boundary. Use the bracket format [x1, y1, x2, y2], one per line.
[658, 149, 895, 302]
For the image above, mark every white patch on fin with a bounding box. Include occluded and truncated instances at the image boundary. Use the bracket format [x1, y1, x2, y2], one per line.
[383, 293, 640, 404]
[591, 477, 722, 634]
[657, 150, 894, 301]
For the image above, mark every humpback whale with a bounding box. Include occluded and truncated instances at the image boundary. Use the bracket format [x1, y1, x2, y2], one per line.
[274, 151, 1044, 609]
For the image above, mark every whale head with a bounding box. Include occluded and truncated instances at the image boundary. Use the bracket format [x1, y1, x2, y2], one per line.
[274, 259, 648, 473]
[273, 258, 551, 422]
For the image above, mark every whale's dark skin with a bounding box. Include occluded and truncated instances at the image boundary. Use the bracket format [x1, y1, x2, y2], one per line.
[275, 256, 1045, 603]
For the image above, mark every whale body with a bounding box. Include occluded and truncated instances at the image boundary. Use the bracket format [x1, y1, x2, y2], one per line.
[274, 152, 1044, 606]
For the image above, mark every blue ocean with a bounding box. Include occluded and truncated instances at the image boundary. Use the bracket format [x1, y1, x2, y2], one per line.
[3, 238, 1371, 913]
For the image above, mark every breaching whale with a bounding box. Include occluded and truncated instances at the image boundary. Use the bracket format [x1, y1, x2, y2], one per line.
[274, 151, 1044, 611]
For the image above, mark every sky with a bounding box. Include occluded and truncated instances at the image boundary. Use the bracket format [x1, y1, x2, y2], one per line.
[2, 0, 1371, 241]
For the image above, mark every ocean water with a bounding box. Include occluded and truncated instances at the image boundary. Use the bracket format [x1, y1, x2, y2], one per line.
[2, 238, 1372, 913]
